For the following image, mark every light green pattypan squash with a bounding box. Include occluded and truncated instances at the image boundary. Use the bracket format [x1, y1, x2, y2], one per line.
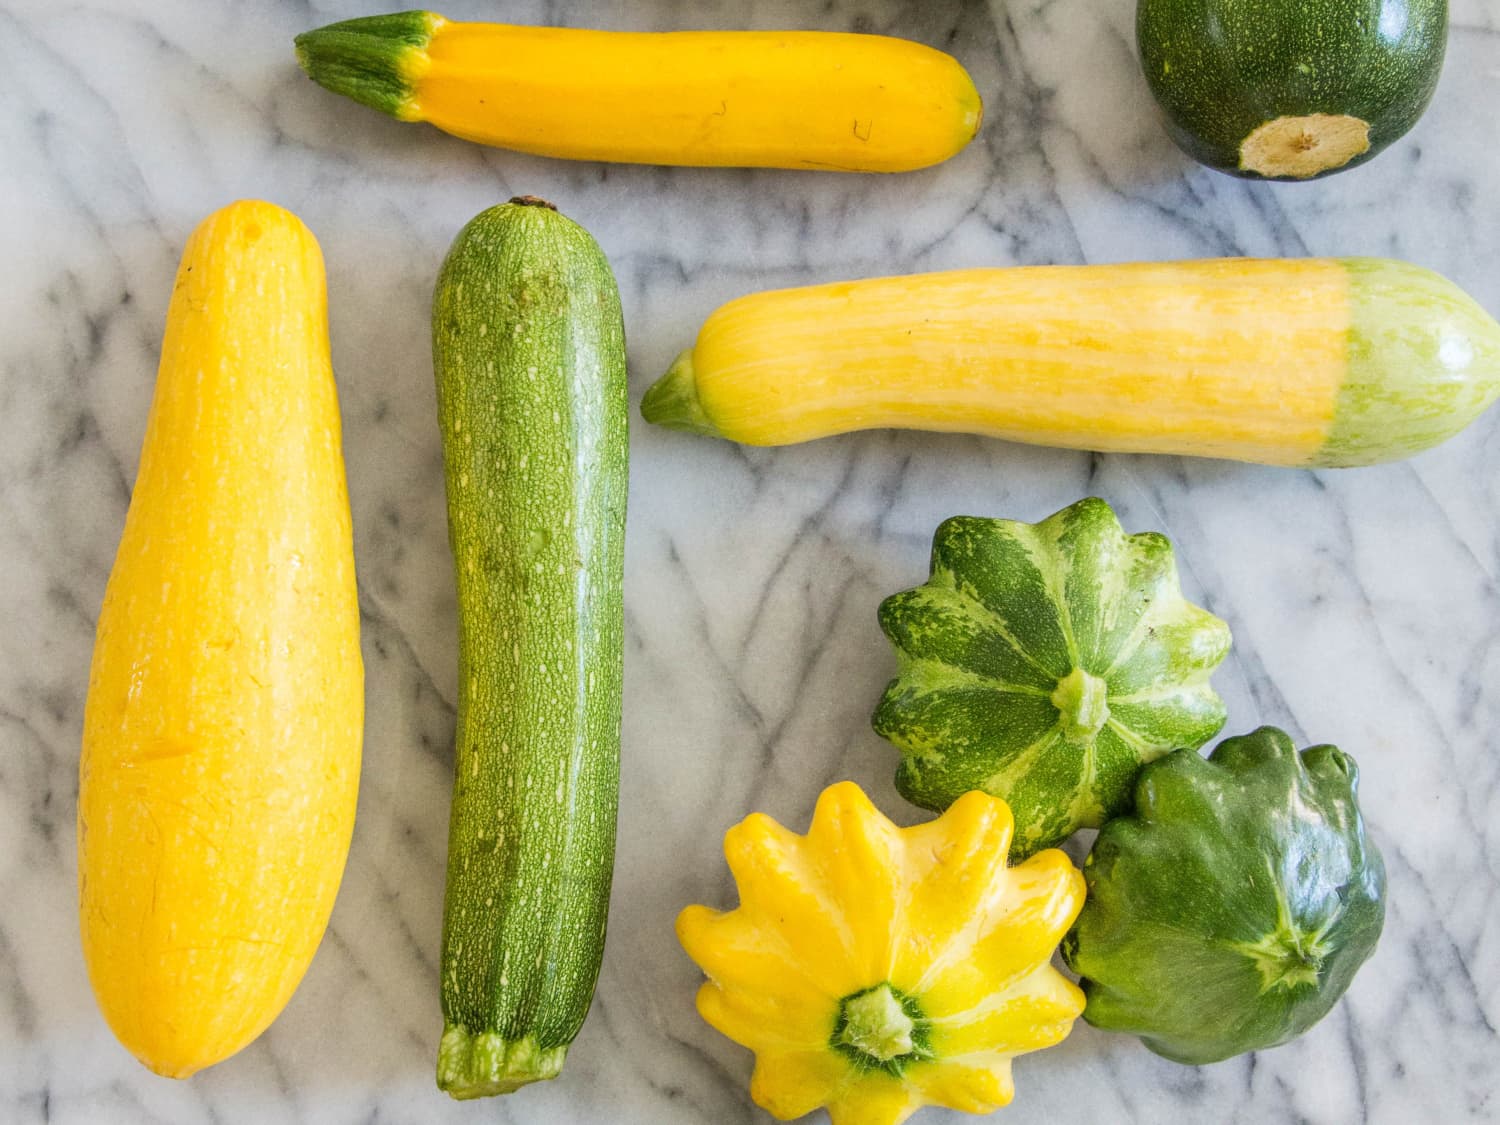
[874, 497, 1230, 857]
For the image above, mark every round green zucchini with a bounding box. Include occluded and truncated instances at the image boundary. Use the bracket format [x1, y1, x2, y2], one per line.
[431, 198, 628, 1098]
[1137, 0, 1448, 180]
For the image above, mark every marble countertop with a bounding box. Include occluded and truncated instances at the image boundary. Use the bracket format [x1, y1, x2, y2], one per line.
[4, 1, 1499, 1122]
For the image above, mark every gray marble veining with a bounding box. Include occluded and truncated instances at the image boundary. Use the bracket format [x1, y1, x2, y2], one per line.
[2, 0, 1498, 1122]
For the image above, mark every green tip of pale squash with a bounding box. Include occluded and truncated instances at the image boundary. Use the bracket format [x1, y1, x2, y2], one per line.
[641, 350, 722, 437]
[295, 11, 440, 121]
[1321, 258, 1500, 467]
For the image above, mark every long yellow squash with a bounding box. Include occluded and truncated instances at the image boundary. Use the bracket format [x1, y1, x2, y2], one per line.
[642, 258, 1500, 468]
[294, 12, 982, 172]
[79, 200, 363, 1078]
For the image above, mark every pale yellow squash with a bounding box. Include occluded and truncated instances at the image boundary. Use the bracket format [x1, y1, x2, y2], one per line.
[78, 200, 363, 1078]
[642, 258, 1500, 468]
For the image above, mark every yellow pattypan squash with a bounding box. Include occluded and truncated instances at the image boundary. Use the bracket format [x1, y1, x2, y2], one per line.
[677, 782, 1086, 1125]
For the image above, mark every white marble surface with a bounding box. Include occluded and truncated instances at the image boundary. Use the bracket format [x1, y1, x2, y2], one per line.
[3, 0, 1499, 1121]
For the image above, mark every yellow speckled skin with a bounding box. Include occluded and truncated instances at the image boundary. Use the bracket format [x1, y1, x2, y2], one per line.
[677, 783, 1084, 1125]
[78, 201, 363, 1078]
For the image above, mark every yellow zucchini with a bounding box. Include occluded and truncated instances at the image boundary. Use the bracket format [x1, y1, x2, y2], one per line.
[294, 12, 981, 173]
[78, 201, 363, 1078]
[642, 258, 1500, 467]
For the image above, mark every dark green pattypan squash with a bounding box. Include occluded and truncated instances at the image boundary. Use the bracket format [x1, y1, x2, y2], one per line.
[873, 497, 1230, 857]
[1062, 727, 1386, 1065]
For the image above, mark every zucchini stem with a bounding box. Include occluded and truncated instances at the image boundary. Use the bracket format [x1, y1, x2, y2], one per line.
[436, 1026, 568, 1099]
[294, 11, 439, 121]
[641, 350, 721, 436]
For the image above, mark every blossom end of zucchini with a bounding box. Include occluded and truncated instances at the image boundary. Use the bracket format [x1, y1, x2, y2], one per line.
[1322, 257, 1500, 466]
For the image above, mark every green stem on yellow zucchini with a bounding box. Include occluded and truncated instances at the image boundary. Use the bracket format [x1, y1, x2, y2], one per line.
[294, 11, 439, 121]
[640, 349, 721, 436]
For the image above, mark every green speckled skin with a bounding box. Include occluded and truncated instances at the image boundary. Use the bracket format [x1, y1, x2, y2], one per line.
[873, 498, 1230, 858]
[432, 201, 627, 1097]
[1325, 258, 1500, 465]
[1062, 728, 1386, 1065]
[1137, 0, 1448, 179]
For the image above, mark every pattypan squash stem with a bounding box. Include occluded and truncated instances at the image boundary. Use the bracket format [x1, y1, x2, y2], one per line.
[832, 984, 932, 1076]
[1051, 667, 1112, 742]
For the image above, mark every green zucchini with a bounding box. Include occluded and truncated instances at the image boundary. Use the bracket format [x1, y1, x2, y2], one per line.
[431, 198, 628, 1099]
[1137, 0, 1448, 180]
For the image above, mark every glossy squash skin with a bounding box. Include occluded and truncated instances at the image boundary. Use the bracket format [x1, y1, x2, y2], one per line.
[641, 257, 1500, 468]
[78, 201, 363, 1078]
[1062, 728, 1386, 1064]
[294, 12, 982, 172]
[1138, 0, 1447, 180]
